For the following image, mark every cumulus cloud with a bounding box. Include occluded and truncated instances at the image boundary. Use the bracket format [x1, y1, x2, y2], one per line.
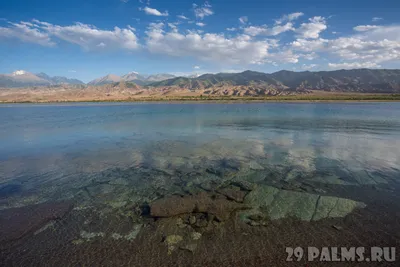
[145, 25, 273, 64]
[291, 38, 328, 52]
[38, 20, 139, 51]
[193, 2, 213, 19]
[2, 15, 399, 70]
[291, 24, 400, 68]
[194, 65, 200, 69]
[275, 12, 304, 24]
[295, 16, 327, 39]
[239, 16, 248, 24]
[142, 6, 168, 16]
[6, 19, 139, 51]
[0, 21, 55, 46]
[244, 22, 294, 36]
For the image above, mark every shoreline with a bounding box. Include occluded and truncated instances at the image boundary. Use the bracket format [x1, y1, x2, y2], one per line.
[1, 95, 400, 104]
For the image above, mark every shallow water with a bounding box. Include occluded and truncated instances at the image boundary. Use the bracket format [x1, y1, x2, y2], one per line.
[1, 102, 400, 207]
[1, 102, 400, 266]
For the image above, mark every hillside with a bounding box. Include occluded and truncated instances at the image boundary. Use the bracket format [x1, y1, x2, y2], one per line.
[150, 69, 400, 93]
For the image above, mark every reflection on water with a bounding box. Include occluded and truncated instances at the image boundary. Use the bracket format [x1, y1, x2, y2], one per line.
[1, 102, 400, 208]
[1, 102, 400, 265]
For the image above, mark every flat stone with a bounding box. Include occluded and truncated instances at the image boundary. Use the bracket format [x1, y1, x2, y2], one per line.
[244, 186, 280, 207]
[180, 243, 197, 253]
[243, 185, 366, 222]
[191, 232, 202, 240]
[124, 224, 142, 241]
[268, 190, 319, 221]
[165, 235, 183, 255]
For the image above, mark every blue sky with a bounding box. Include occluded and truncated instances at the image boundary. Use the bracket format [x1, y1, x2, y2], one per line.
[0, 0, 399, 82]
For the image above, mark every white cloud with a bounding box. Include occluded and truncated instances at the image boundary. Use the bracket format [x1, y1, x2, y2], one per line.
[0, 21, 55, 47]
[177, 15, 189, 20]
[196, 22, 206, 27]
[244, 22, 294, 36]
[145, 25, 277, 64]
[193, 2, 213, 19]
[239, 16, 248, 24]
[68, 70, 77, 73]
[275, 12, 304, 25]
[372, 17, 383, 22]
[291, 25, 400, 67]
[226, 27, 236, 31]
[194, 65, 200, 69]
[328, 62, 381, 69]
[291, 38, 328, 52]
[353, 25, 380, 32]
[296, 16, 327, 39]
[142, 6, 168, 16]
[32, 19, 139, 51]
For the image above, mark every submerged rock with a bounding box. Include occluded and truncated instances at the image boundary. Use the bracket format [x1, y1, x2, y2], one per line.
[80, 231, 105, 240]
[150, 192, 249, 221]
[217, 186, 247, 202]
[180, 243, 198, 253]
[191, 232, 202, 240]
[124, 224, 143, 241]
[243, 185, 366, 222]
[165, 235, 183, 255]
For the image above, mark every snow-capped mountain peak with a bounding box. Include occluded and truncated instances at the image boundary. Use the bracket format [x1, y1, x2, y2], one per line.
[12, 70, 27, 76]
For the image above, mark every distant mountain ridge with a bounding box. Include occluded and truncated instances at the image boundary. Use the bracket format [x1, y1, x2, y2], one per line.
[2, 69, 400, 93]
[0, 70, 84, 88]
[88, 72, 176, 86]
[150, 69, 400, 93]
[36, 73, 84, 85]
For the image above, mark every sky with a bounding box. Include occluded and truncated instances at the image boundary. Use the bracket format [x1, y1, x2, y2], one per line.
[0, 0, 399, 82]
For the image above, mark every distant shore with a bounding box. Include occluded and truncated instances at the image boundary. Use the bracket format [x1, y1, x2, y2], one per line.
[1, 93, 400, 104]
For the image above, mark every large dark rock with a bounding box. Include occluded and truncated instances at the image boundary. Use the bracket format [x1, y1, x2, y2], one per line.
[0, 201, 73, 243]
[150, 192, 248, 220]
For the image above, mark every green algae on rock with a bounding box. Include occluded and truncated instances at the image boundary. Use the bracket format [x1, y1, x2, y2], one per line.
[243, 185, 366, 222]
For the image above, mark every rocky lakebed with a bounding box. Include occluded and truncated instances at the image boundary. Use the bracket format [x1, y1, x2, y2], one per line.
[1, 138, 399, 266]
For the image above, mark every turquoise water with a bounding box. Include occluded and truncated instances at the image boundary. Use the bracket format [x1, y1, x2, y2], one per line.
[1, 102, 400, 208]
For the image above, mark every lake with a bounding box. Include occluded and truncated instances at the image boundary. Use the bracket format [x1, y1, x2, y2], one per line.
[1, 102, 400, 266]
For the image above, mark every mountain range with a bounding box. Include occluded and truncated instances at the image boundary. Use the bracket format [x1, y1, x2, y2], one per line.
[0, 70, 85, 88]
[1, 69, 400, 93]
[87, 72, 176, 86]
[149, 69, 400, 93]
